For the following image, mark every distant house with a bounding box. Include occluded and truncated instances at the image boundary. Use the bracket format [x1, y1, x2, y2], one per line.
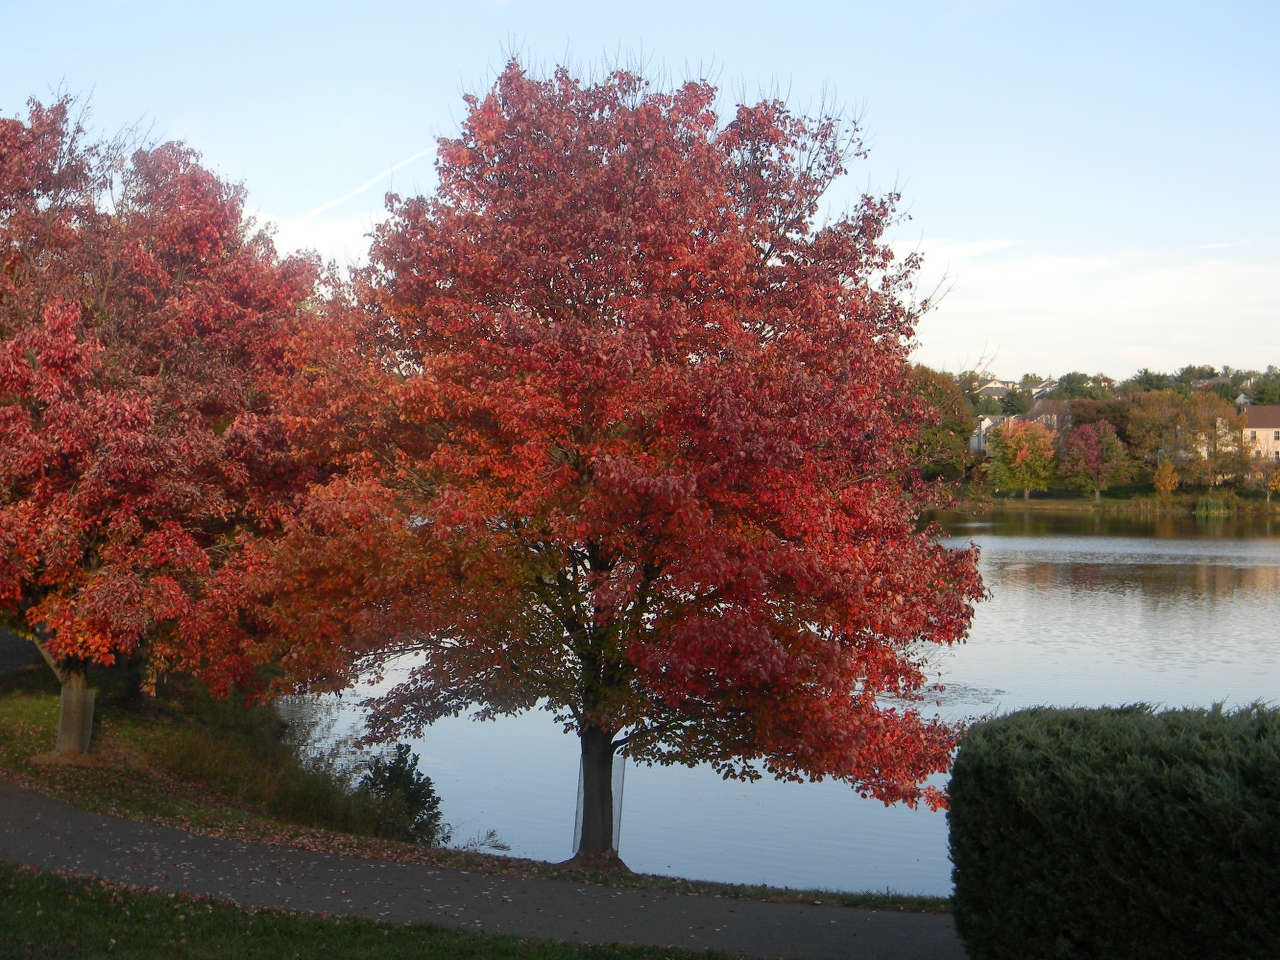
[1244, 405, 1280, 462]
[969, 415, 1007, 455]
[1024, 379, 1058, 399]
[1195, 375, 1255, 396]
[1193, 376, 1235, 391]
[975, 378, 1016, 399]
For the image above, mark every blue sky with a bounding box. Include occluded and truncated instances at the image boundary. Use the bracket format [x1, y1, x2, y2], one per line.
[5, 1, 1277, 379]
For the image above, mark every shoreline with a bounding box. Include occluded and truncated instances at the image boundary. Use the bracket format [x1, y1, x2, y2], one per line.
[943, 496, 1279, 518]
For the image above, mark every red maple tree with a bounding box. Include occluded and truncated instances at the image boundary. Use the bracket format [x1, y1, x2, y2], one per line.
[0, 99, 316, 749]
[1057, 420, 1130, 501]
[259, 64, 983, 859]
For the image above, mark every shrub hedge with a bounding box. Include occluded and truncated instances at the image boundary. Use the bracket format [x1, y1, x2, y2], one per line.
[948, 704, 1280, 960]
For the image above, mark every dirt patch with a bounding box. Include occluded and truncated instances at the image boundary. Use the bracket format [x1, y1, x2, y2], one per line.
[29, 750, 106, 767]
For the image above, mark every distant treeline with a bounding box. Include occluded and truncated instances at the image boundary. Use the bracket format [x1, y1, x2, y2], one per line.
[910, 364, 1280, 500]
[961, 364, 1280, 419]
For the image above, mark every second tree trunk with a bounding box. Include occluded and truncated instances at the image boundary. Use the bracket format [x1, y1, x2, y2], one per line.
[577, 724, 616, 856]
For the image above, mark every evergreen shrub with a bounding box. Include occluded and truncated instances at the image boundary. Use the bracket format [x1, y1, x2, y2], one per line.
[359, 743, 448, 845]
[948, 704, 1280, 960]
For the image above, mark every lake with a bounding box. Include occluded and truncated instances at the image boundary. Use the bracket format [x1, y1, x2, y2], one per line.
[316, 510, 1280, 897]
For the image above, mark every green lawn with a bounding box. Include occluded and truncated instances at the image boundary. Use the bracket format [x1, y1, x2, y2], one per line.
[0, 862, 730, 960]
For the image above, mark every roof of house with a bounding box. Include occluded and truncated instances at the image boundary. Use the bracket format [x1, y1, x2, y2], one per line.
[1244, 405, 1280, 429]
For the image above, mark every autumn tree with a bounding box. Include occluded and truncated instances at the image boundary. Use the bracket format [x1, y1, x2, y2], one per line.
[985, 419, 1057, 500]
[1057, 420, 1130, 501]
[0, 99, 315, 752]
[1153, 460, 1178, 496]
[256, 64, 984, 863]
[1127, 390, 1248, 489]
[1179, 392, 1248, 488]
[1127, 390, 1188, 473]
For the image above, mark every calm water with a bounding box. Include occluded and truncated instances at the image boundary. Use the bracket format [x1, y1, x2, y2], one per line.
[319, 511, 1280, 896]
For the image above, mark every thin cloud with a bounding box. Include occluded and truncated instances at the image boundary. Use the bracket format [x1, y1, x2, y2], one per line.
[306, 147, 435, 219]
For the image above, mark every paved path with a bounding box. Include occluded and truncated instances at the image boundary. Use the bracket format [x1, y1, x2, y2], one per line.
[0, 780, 966, 959]
[0, 628, 41, 678]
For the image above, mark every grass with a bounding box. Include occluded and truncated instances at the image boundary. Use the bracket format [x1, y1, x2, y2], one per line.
[0, 661, 951, 915]
[953, 483, 1280, 516]
[0, 861, 729, 960]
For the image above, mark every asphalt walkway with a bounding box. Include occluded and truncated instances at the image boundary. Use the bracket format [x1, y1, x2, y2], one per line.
[0, 628, 41, 678]
[0, 780, 966, 959]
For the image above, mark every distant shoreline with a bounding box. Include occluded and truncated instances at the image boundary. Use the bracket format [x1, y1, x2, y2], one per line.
[944, 495, 1279, 518]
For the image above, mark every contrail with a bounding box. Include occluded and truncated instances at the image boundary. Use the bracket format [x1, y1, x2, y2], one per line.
[305, 147, 435, 218]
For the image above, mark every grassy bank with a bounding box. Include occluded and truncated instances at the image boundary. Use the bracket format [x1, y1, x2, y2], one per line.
[0, 661, 950, 914]
[0, 861, 728, 960]
[952, 486, 1279, 517]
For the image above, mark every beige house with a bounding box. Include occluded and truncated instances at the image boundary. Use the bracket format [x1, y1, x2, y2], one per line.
[975, 378, 1016, 399]
[1244, 405, 1280, 462]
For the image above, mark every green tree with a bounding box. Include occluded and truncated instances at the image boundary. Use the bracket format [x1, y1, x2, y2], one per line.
[986, 420, 1057, 500]
[1120, 369, 1175, 395]
[1173, 364, 1218, 393]
[1246, 366, 1280, 405]
[908, 366, 975, 480]
[1052, 372, 1113, 401]
[1209, 381, 1239, 403]
[999, 388, 1033, 416]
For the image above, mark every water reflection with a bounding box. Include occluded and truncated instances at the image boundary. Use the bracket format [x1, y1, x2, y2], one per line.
[933, 508, 1277, 542]
[933, 510, 1280, 715]
[310, 508, 1280, 897]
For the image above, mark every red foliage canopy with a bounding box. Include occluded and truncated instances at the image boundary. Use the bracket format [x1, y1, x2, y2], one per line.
[0, 99, 315, 690]
[1058, 420, 1130, 500]
[261, 64, 983, 817]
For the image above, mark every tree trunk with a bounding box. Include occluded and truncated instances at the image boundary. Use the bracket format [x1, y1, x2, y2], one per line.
[56, 659, 96, 754]
[122, 646, 147, 704]
[1094, 488, 1101, 502]
[576, 724, 616, 857]
[1022, 488, 1030, 501]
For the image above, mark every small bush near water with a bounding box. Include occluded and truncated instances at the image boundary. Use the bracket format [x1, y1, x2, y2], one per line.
[948, 704, 1280, 959]
[359, 742, 447, 844]
[1193, 495, 1230, 517]
[161, 687, 446, 845]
